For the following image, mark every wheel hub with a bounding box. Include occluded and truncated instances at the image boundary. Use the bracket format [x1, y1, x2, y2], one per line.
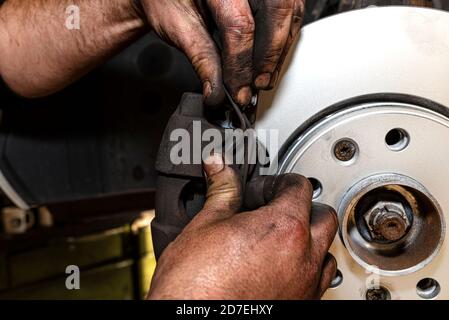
[256, 6, 449, 300]
[276, 101, 449, 299]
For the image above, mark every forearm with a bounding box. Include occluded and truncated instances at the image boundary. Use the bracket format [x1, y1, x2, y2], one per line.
[0, 0, 147, 98]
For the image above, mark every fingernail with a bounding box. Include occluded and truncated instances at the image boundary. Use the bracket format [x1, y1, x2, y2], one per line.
[203, 153, 225, 177]
[254, 73, 272, 89]
[203, 81, 212, 98]
[237, 86, 252, 106]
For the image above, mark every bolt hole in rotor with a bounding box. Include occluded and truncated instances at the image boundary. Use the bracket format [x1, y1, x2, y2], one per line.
[308, 178, 322, 199]
[330, 269, 343, 288]
[385, 128, 410, 151]
[365, 287, 391, 300]
[416, 278, 441, 299]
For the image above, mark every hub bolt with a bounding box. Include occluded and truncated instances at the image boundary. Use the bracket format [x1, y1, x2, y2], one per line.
[364, 201, 411, 242]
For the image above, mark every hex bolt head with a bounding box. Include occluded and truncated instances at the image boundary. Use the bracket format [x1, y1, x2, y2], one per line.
[334, 139, 357, 162]
[364, 201, 411, 242]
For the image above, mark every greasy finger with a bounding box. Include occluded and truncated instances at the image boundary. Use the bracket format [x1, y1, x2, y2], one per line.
[145, 2, 225, 107]
[252, 0, 294, 90]
[266, 174, 313, 226]
[270, 0, 304, 88]
[208, 0, 255, 106]
[310, 203, 338, 258]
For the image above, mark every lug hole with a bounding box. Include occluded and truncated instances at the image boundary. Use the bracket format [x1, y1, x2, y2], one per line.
[385, 128, 409, 151]
[330, 269, 343, 288]
[416, 278, 440, 299]
[308, 178, 322, 199]
[365, 287, 391, 300]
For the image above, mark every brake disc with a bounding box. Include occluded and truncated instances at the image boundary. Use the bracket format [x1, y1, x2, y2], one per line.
[256, 6, 449, 300]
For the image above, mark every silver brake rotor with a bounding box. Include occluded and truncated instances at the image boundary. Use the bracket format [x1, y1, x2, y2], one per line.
[256, 7, 449, 300]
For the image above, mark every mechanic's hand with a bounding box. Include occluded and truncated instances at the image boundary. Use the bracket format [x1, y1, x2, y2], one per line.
[139, 0, 304, 107]
[148, 154, 338, 300]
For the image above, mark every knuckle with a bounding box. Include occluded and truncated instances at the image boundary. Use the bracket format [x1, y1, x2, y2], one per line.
[222, 55, 253, 87]
[290, 219, 309, 238]
[259, 47, 284, 69]
[189, 51, 219, 81]
[207, 179, 241, 205]
[264, 0, 293, 9]
[207, 185, 240, 204]
[223, 14, 255, 38]
[223, 52, 252, 74]
[277, 173, 312, 195]
[317, 203, 339, 229]
[277, 210, 309, 235]
[190, 52, 210, 70]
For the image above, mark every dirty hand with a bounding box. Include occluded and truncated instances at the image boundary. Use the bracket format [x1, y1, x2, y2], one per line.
[139, 0, 305, 107]
[148, 154, 338, 300]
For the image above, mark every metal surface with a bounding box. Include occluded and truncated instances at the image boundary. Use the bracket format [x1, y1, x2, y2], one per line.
[337, 173, 444, 277]
[257, 7, 449, 160]
[363, 200, 411, 242]
[275, 102, 449, 299]
[256, 7, 449, 299]
[365, 287, 391, 300]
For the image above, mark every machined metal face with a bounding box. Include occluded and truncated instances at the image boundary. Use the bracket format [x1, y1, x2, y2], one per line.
[338, 173, 444, 277]
[256, 7, 449, 300]
[278, 101, 449, 300]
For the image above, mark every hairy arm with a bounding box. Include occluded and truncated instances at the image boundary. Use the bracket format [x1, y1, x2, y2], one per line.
[0, 0, 147, 98]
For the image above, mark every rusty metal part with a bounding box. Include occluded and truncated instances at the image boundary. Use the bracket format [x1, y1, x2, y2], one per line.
[364, 201, 411, 242]
[333, 139, 357, 162]
[153, 92, 260, 258]
[365, 287, 391, 300]
[337, 174, 444, 277]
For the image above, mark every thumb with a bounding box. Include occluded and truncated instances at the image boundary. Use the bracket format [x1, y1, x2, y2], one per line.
[192, 154, 243, 226]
